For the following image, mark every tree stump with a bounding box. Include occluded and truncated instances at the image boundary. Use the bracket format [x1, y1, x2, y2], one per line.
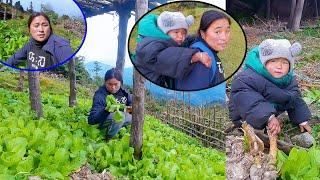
[226, 123, 278, 180]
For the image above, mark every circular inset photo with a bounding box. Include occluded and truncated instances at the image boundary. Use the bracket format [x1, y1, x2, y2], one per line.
[0, 0, 86, 71]
[128, 1, 247, 91]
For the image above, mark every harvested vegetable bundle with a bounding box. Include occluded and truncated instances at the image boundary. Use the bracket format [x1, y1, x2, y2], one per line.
[105, 95, 125, 123]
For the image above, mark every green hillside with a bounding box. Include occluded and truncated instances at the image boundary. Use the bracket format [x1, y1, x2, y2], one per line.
[0, 71, 225, 179]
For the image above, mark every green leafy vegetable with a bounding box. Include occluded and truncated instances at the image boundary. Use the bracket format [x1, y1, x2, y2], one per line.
[277, 147, 320, 179]
[105, 95, 125, 122]
[0, 71, 226, 179]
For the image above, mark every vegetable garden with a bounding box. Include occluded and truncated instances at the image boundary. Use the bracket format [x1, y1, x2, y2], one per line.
[0, 71, 225, 179]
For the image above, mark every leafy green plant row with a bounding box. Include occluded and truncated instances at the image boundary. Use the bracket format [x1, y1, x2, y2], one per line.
[0, 20, 29, 60]
[88, 116, 225, 179]
[0, 87, 225, 179]
[277, 146, 320, 179]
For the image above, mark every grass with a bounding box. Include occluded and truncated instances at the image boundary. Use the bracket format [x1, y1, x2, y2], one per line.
[256, 26, 320, 61]
[128, 2, 246, 82]
[0, 70, 94, 99]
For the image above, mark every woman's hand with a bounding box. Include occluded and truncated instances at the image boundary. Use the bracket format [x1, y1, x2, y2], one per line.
[191, 52, 212, 68]
[299, 122, 312, 133]
[268, 116, 281, 136]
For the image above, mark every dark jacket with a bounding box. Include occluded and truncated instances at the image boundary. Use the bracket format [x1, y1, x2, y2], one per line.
[88, 86, 132, 128]
[229, 48, 311, 129]
[175, 38, 225, 90]
[5, 34, 73, 69]
[135, 36, 198, 87]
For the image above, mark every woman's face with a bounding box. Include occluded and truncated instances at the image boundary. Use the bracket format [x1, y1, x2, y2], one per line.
[29, 16, 51, 42]
[201, 18, 230, 52]
[105, 78, 121, 94]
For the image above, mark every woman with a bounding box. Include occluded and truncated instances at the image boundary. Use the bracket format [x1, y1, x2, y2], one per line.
[175, 10, 231, 91]
[134, 12, 211, 89]
[88, 68, 132, 139]
[4, 12, 73, 70]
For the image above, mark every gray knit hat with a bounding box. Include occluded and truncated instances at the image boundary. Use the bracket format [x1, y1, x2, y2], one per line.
[157, 11, 194, 34]
[259, 39, 302, 70]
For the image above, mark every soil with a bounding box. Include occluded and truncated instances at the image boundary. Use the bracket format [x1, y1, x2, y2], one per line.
[70, 164, 114, 180]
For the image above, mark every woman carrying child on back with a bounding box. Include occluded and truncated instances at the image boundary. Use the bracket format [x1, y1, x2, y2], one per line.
[134, 11, 211, 89]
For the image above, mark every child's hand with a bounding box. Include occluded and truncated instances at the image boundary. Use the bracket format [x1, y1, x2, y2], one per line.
[200, 52, 212, 68]
[299, 122, 312, 133]
[268, 117, 281, 136]
[191, 52, 212, 68]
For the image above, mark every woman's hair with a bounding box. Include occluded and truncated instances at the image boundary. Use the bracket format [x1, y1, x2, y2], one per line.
[197, 10, 231, 36]
[104, 68, 123, 84]
[28, 12, 53, 32]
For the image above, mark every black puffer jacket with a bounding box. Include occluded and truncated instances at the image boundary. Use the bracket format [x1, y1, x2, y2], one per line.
[229, 67, 311, 129]
[134, 37, 198, 88]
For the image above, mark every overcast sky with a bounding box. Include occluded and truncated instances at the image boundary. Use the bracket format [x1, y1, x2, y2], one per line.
[76, 0, 226, 67]
[12, 0, 83, 17]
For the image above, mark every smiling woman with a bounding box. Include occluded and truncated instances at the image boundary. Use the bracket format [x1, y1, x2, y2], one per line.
[128, 1, 246, 92]
[175, 10, 232, 90]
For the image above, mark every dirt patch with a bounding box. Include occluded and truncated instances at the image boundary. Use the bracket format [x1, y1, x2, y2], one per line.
[70, 164, 114, 180]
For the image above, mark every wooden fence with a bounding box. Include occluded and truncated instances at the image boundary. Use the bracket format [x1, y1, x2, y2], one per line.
[146, 97, 229, 151]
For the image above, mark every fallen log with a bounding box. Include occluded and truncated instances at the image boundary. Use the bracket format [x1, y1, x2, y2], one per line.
[225, 123, 296, 155]
[254, 130, 294, 155]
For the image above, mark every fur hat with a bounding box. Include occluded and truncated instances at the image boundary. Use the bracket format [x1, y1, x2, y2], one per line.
[259, 39, 302, 70]
[104, 68, 123, 83]
[157, 11, 194, 34]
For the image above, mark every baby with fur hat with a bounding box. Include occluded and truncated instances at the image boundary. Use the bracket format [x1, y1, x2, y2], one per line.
[157, 11, 194, 45]
[134, 11, 211, 89]
[229, 39, 312, 136]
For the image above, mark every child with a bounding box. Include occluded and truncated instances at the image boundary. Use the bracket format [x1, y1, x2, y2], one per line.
[88, 68, 132, 139]
[135, 11, 211, 89]
[229, 39, 312, 136]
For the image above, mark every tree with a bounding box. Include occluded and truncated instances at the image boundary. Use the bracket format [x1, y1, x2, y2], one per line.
[130, 0, 148, 160]
[41, 3, 58, 24]
[93, 61, 102, 85]
[266, 0, 271, 19]
[17, 71, 25, 92]
[69, 58, 77, 107]
[13, 1, 23, 12]
[3, 6, 7, 20]
[75, 56, 91, 84]
[115, 5, 132, 74]
[28, 1, 34, 13]
[93, 61, 102, 79]
[287, 0, 305, 31]
[28, 71, 43, 118]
